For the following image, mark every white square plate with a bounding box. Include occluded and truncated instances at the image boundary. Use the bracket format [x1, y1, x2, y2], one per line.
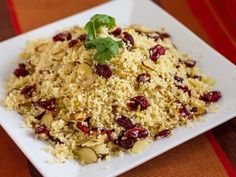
[0, 0, 236, 176]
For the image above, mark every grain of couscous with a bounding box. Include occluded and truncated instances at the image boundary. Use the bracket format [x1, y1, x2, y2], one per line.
[4, 14, 222, 164]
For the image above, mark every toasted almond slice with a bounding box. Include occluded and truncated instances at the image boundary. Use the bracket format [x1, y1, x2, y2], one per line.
[74, 147, 98, 164]
[92, 144, 109, 155]
[77, 63, 93, 81]
[35, 43, 47, 52]
[52, 50, 66, 60]
[194, 107, 207, 116]
[51, 48, 64, 55]
[81, 74, 97, 88]
[130, 24, 153, 33]
[82, 134, 107, 147]
[142, 60, 155, 70]
[77, 63, 97, 88]
[70, 112, 87, 121]
[7, 88, 20, 96]
[62, 63, 73, 74]
[131, 139, 149, 153]
[41, 113, 53, 127]
[78, 63, 93, 75]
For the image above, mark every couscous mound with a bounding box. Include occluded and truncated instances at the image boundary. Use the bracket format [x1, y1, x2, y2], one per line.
[4, 14, 222, 164]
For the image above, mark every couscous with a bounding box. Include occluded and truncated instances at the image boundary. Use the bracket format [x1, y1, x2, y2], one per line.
[4, 14, 222, 164]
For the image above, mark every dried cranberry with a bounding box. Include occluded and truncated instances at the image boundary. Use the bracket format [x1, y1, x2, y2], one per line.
[174, 76, 183, 82]
[137, 128, 149, 138]
[137, 73, 151, 83]
[35, 111, 45, 120]
[105, 130, 114, 140]
[68, 39, 78, 48]
[52, 32, 72, 42]
[128, 96, 150, 111]
[184, 59, 196, 67]
[78, 34, 87, 41]
[35, 98, 56, 111]
[13, 67, 29, 77]
[200, 91, 222, 103]
[124, 127, 149, 139]
[149, 44, 165, 62]
[116, 116, 135, 129]
[110, 28, 122, 37]
[119, 138, 135, 149]
[155, 129, 171, 138]
[76, 122, 90, 134]
[95, 64, 112, 79]
[98, 129, 115, 141]
[35, 124, 47, 134]
[122, 32, 134, 50]
[179, 106, 192, 119]
[20, 84, 36, 97]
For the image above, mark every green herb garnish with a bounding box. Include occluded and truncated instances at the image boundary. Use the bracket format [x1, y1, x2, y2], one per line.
[85, 37, 123, 64]
[84, 14, 116, 40]
[84, 14, 123, 64]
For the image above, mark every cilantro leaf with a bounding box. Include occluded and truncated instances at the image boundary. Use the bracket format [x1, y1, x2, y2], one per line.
[84, 14, 116, 40]
[85, 37, 123, 64]
[84, 21, 96, 41]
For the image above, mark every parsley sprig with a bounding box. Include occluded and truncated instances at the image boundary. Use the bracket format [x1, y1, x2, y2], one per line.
[84, 14, 123, 64]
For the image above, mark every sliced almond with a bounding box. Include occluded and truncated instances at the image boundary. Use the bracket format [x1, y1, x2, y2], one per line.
[191, 98, 205, 107]
[130, 24, 153, 33]
[77, 63, 93, 81]
[35, 43, 47, 52]
[74, 147, 98, 164]
[41, 113, 53, 127]
[70, 112, 87, 121]
[194, 107, 207, 116]
[77, 63, 97, 88]
[131, 139, 149, 153]
[142, 60, 155, 70]
[147, 32, 158, 38]
[62, 63, 73, 74]
[7, 88, 20, 96]
[52, 48, 64, 55]
[81, 74, 97, 88]
[92, 144, 109, 155]
[82, 134, 107, 147]
[52, 50, 66, 60]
